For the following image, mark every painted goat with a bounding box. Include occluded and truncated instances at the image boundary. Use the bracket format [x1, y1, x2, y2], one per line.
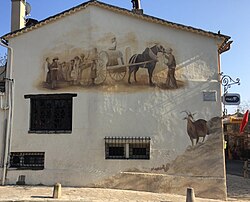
[182, 111, 209, 146]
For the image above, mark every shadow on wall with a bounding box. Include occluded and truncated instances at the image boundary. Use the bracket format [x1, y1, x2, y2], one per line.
[86, 111, 225, 200]
[151, 116, 223, 177]
[88, 120, 226, 200]
[135, 76, 220, 155]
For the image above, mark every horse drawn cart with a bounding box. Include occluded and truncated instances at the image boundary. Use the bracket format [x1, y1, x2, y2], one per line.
[84, 44, 164, 85]
[94, 50, 127, 84]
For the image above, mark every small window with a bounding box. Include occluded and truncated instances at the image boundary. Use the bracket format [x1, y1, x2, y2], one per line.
[129, 143, 150, 159]
[0, 81, 5, 92]
[0, 63, 6, 92]
[105, 137, 150, 160]
[10, 152, 45, 170]
[106, 144, 125, 159]
[24, 93, 77, 133]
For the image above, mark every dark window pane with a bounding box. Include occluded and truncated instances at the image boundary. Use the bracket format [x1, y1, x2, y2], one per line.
[109, 147, 124, 157]
[23, 155, 43, 165]
[105, 143, 125, 159]
[11, 156, 21, 167]
[28, 94, 75, 133]
[129, 143, 150, 159]
[132, 148, 147, 156]
[104, 137, 150, 160]
[10, 152, 45, 170]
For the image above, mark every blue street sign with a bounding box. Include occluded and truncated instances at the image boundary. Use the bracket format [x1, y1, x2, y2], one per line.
[223, 93, 240, 105]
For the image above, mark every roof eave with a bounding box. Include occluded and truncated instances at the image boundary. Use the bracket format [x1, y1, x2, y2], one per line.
[1, 0, 230, 43]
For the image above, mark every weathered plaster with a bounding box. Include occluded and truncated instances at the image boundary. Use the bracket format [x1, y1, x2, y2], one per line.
[0, 4, 226, 200]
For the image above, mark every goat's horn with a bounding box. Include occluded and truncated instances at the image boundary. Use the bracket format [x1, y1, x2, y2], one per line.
[181, 110, 189, 115]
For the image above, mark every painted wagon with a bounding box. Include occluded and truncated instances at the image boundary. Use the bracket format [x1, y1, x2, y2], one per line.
[95, 50, 127, 84]
[87, 45, 160, 85]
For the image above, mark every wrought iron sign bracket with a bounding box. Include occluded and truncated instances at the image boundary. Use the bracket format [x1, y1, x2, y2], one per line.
[219, 72, 240, 116]
[220, 72, 240, 95]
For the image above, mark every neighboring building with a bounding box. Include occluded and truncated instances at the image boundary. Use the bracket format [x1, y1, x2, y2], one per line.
[0, 0, 232, 200]
[223, 112, 250, 160]
[0, 56, 6, 92]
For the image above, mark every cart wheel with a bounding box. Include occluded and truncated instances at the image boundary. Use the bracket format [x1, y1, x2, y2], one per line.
[109, 69, 126, 81]
[95, 51, 108, 85]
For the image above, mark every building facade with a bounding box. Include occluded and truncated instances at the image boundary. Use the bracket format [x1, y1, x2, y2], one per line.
[0, 0, 231, 200]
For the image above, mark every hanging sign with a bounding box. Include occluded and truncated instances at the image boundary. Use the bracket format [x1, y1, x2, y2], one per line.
[223, 93, 240, 105]
[230, 116, 242, 124]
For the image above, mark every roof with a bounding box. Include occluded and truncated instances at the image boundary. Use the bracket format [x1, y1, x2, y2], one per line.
[1, 0, 230, 43]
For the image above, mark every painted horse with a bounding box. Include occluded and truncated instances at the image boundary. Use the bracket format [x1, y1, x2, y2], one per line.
[128, 44, 165, 86]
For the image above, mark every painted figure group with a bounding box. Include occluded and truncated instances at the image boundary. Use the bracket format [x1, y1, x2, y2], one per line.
[44, 44, 178, 89]
[44, 49, 98, 89]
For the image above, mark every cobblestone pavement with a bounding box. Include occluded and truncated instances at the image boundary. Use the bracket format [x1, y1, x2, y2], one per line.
[226, 174, 250, 201]
[0, 175, 249, 202]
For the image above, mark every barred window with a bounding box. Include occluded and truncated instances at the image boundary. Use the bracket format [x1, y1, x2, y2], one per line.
[10, 152, 45, 170]
[24, 94, 77, 133]
[129, 143, 150, 159]
[107, 144, 125, 159]
[105, 137, 150, 160]
[0, 81, 5, 92]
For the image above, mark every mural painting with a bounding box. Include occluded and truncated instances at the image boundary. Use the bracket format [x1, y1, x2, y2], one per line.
[89, 114, 224, 199]
[44, 48, 100, 89]
[149, 113, 222, 173]
[42, 35, 181, 90]
[127, 44, 165, 86]
[182, 110, 209, 146]
[165, 48, 178, 89]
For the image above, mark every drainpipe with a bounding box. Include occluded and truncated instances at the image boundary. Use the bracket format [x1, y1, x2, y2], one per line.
[0, 39, 14, 185]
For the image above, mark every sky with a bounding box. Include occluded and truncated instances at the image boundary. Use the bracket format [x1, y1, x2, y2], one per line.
[0, 0, 250, 113]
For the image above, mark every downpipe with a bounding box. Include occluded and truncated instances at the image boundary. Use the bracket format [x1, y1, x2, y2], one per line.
[0, 39, 14, 186]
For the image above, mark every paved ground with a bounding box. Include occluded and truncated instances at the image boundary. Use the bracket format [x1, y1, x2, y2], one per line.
[0, 160, 249, 202]
[0, 174, 249, 202]
[225, 160, 250, 201]
[226, 160, 244, 177]
[227, 174, 250, 201]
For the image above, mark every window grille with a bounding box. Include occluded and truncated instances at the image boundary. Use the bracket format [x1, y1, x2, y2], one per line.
[129, 143, 150, 159]
[24, 93, 77, 133]
[104, 137, 150, 160]
[0, 81, 5, 92]
[0, 63, 6, 92]
[106, 144, 125, 159]
[10, 152, 45, 170]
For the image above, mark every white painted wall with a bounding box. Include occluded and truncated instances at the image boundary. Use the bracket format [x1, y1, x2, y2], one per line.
[2, 5, 224, 186]
[0, 108, 6, 177]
